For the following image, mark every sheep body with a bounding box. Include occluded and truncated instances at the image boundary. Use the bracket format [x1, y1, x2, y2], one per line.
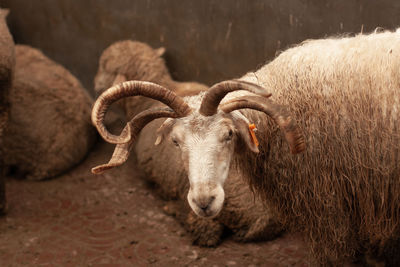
[95, 40, 283, 246]
[3, 45, 96, 180]
[0, 8, 15, 212]
[229, 29, 400, 265]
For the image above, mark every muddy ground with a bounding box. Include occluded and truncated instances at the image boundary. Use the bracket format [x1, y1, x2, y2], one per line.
[0, 141, 312, 266]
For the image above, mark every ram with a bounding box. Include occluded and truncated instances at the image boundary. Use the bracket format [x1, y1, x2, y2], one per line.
[3, 45, 96, 180]
[92, 29, 400, 265]
[93, 40, 283, 246]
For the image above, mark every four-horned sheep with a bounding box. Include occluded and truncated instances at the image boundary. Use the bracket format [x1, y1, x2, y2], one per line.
[92, 29, 400, 266]
[92, 40, 283, 246]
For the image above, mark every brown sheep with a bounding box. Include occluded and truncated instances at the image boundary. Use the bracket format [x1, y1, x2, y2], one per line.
[92, 40, 283, 246]
[92, 28, 400, 265]
[0, 8, 15, 213]
[94, 40, 206, 114]
[3, 45, 96, 180]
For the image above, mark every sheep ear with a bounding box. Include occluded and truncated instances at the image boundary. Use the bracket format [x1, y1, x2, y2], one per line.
[155, 118, 175, 146]
[155, 47, 166, 57]
[232, 116, 259, 153]
[112, 73, 127, 86]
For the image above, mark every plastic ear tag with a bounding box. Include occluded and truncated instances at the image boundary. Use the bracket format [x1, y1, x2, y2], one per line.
[248, 123, 259, 147]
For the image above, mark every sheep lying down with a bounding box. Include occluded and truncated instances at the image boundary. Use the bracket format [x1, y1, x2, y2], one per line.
[92, 28, 400, 266]
[135, 118, 283, 246]
[3, 45, 96, 180]
[92, 40, 283, 246]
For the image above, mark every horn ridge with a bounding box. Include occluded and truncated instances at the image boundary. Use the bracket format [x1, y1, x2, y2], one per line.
[91, 107, 178, 174]
[199, 80, 271, 116]
[91, 80, 191, 144]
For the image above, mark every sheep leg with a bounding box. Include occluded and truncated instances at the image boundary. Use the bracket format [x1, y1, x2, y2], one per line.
[185, 211, 225, 247]
[163, 201, 225, 247]
[232, 216, 284, 242]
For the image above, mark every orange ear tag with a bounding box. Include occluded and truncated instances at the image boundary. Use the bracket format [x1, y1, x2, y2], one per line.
[248, 123, 259, 147]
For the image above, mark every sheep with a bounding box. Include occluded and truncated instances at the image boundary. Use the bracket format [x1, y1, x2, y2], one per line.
[94, 40, 207, 113]
[91, 28, 400, 265]
[3, 45, 96, 180]
[0, 8, 15, 213]
[135, 116, 283, 246]
[92, 40, 283, 246]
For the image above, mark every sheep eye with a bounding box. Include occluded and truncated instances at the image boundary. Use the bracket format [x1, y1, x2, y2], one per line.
[225, 129, 233, 141]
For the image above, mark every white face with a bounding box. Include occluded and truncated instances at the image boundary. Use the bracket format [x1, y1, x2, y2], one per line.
[169, 114, 237, 218]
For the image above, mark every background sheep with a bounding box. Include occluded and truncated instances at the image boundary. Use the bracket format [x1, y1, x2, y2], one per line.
[3, 45, 96, 180]
[94, 40, 207, 112]
[0, 8, 15, 213]
[93, 29, 400, 265]
[93, 40, 283, 246]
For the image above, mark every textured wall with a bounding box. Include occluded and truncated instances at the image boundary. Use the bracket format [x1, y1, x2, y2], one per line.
[1, 0, 399, 94]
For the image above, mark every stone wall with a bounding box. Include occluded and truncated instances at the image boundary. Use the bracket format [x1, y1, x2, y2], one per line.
[1, 0, 399, 94]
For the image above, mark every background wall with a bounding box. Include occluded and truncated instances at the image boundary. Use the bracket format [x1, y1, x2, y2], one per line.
[1, 0, 399, 94]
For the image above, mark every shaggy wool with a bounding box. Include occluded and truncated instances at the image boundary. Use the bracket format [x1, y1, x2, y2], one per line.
[234, 28, 400, 265]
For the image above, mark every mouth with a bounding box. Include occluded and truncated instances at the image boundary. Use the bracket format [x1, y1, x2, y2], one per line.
[195, 206, 219, 218]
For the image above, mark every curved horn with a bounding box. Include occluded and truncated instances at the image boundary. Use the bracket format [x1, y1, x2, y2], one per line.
[92, 80, 191, 144]
[220, 95, 306, 154]
[92, 107, 178, 174]
[199, 80, 271, 116]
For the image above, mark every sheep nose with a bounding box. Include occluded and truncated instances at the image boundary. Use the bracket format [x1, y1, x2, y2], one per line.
[197, 196, 215, 211]
[199, 203, 209, 211]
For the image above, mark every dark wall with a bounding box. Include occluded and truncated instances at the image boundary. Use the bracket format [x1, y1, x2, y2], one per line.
[1, 0, 399, 94]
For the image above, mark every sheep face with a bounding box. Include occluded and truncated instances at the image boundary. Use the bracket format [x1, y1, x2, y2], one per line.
[157, 111, 258, 218]
[91, 80, 304, 218]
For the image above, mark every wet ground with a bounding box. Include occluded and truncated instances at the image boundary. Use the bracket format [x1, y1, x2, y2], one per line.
[0, 141, 310, 266]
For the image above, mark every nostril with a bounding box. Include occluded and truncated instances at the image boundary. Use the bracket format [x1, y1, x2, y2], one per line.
[197, 196, 216, 211]
[200, 205, 208, 211]
[198, 201, 209, 210]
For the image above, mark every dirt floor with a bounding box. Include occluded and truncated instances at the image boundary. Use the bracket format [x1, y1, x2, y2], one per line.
[0, 141, 313, 266]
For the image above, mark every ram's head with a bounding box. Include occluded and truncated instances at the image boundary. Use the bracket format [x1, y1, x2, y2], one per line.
[91, 80, 305, 217]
